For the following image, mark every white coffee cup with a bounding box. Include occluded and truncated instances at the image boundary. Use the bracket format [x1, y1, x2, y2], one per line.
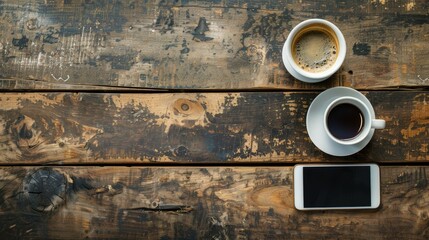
[324, 96, 385, 146]
[282, 19, 346, 83]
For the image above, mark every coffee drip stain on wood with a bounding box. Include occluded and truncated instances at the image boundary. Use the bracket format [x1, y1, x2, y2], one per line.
[1, 166, 429, 239]
[0, 91, 427, 163]
[0, 0, 427, 90]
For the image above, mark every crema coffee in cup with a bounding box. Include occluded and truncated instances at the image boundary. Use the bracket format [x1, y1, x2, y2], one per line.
[282, 19, 346, 83]
[292, 24, 338, 73]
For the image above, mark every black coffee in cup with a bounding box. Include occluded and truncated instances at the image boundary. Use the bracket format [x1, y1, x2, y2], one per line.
[327, 103, 364, 140]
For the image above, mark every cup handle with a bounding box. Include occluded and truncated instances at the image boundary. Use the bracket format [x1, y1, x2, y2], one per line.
[372, 119, 386, 129]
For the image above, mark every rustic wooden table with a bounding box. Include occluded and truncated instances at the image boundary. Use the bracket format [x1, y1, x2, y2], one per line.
[0, 0, 428, 239]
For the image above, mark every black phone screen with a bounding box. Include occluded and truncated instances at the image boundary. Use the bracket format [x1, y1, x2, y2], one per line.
[303, 166, 371, 208]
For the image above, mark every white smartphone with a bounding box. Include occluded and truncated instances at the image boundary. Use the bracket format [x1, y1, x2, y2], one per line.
[294, 164, 380, 210]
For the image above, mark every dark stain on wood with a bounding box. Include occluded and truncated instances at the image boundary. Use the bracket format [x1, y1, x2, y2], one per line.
[382, 13, 429, 27]
[155, 8, 175, 34]
[12, 36, 29, 50]
[99, 53, 137, 70]
[180, 39, 190, 54]
[239, 9, 292, 61]
[192, 17, 213, 42]
[200, 216, 233, 240]
[352, 43, 371, 56]
[242, 11, 256, 31]
[71, 176, 95, 192]
[42, 28, 60, 44]
[39, 0, 128, 35]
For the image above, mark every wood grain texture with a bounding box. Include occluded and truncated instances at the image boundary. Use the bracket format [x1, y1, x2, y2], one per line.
[1, 91, 427, 164]
[0, 78, 166, 91]
[0, 166, 428, 239]
[0, 0, 428, 90]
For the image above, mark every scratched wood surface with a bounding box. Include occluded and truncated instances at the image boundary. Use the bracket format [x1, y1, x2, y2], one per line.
[0, 166, 428, 239]
[0, 91, 428, 164]
[0, 0, 428, 90]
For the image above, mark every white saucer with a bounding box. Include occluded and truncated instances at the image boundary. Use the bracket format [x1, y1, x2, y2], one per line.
[306, 87, 375, 156]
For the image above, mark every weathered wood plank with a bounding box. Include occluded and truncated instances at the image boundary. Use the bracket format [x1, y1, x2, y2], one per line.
[0, 0, 428, 90]
[1, 91, 427, 163]
[0, 78, 166, 91]
[0, 166, 428, 239]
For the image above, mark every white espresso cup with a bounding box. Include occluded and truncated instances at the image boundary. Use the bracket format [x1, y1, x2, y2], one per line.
[323, 96, 385, 146]
[282, 19, 346, 83]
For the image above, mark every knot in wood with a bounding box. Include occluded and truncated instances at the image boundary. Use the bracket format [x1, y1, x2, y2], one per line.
[19, 123, 33, 139]
[181, 103, 190, 111]
[151, 200, 159, 208]
[22, 168, 67, 213]
[174, 146, 188, 157]
[172, 99, 204, 119]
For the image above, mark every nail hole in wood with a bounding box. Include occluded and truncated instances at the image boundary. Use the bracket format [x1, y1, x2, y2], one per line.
[181, 103, 189, 111]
